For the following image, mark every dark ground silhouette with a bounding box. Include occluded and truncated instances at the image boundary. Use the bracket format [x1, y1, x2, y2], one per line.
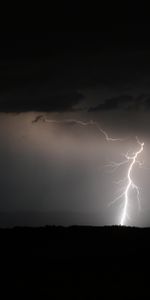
[0, 225, 150, 299]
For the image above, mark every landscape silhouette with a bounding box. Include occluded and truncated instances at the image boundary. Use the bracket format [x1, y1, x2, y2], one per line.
[0, 224, 150, 299]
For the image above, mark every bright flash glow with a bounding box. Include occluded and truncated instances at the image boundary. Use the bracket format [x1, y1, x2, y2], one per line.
[33, 115, 145, 226]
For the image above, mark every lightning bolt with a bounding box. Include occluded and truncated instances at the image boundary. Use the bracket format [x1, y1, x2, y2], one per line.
[108, 137, 144, 225]
[33, 115, 145, 226]
[33, 116, 122, 142]
[120, 138, 144, 225]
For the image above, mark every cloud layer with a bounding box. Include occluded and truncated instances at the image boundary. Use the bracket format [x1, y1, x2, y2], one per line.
[89, 94, 150, 111]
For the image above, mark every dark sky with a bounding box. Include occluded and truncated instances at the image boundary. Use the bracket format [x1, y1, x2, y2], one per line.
[1, 23, 150, 112]
[1, 6, 150, 226]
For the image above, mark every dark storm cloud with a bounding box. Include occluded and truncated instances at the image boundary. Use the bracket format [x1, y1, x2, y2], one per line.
[144, 96, 150, 109]
[89, 94, 149, 111]
[1, 32, 150, 113]
[0, 90, 84, 113]
[0, 33, 89, 113]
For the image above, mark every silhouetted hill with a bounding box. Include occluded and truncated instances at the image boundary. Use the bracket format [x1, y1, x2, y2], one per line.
[0, 226, 149, 299]
[0, 211, 107, 227]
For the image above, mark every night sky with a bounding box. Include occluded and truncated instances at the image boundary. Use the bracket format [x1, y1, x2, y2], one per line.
[1, 7, 150, 227]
